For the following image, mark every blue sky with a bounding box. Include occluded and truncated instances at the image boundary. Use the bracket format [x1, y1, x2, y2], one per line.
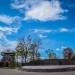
[0, 0, 75, 58]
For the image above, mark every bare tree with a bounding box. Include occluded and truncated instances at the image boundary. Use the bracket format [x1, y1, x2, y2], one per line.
[28, 39, 42, 62]
[17, 35, 32, 64]
[15, 45, 21, 67]
[63, 47, 73, 59]
[33, 39, 42, 60]
[45, 49, 58, 59]
[16, 35, 42, 64]
[71, 53, 75, 59]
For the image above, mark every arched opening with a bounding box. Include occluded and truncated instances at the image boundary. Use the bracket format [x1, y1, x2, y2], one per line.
[6, 62, 9, 67]
[9, 59, 10, 61]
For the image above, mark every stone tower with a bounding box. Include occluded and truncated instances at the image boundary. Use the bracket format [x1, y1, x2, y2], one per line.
[1, 49, 15, 67]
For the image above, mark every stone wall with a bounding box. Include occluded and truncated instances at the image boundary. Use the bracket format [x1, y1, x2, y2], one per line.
[1, 56, 15, 67]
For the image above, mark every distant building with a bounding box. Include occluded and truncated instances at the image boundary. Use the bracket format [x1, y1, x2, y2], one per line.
[1, 49, 15, 67]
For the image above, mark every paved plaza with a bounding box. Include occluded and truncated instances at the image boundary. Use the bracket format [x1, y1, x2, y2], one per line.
[0, 68, 75, 75]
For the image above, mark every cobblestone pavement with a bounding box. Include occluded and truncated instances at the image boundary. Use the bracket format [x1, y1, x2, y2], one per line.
[0, 68, 75, 75]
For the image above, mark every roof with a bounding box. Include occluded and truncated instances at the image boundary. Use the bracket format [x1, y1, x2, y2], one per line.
[2, 49, 15, 53]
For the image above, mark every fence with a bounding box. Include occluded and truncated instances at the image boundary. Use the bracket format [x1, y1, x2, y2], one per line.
[22, 59, 75, 66]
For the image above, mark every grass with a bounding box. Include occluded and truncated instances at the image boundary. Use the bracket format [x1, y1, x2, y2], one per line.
[0, 66, 20, 69]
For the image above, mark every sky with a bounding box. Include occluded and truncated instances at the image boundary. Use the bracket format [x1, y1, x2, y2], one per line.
[0, 0, 75, 58]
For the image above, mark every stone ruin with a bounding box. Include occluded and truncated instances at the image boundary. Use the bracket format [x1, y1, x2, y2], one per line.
[0, 49, 15, 67]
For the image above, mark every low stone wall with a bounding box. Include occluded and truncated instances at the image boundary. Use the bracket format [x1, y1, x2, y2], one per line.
[20, 67, 75, 72]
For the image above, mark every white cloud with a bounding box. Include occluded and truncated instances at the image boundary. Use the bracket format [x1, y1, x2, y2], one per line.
[32, 28, 75, 39]
[32, 28, 75, 38]
[61, 46, 67, 49]
[0, 27, 12, 32]
[0, 32, 5, 39]
[34, 29, 52, 33]
[38, 34, 47, 38]
[11, 0, 68, 21]
[0, 5, 23, 53]
[56, 46, 67, 51]
[0, 14, 21, 42]
[33, 28, 75, 33]
[0, 14, 21, 35]
[11, 0, 26, 9]
[0, 44, 6, 52]
[0, 26, 19, 52]
[6, 40, 18, 49]
[0, 36, 18, 52]
[0, 15, 20, 25]
[59, 28, 75, 32]
[0, 41, 17, 52]
[0, 14, 21, 52]
[59, 28, 69, 32]
[0, 25, 20, 51]
[32, 29, 51, 38]
[0, 26, 21, 34]
[56, 48, 62, 51]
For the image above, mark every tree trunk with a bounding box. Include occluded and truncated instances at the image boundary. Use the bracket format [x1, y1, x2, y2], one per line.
[25, 56, 27, 65]
[21, 56, 23, 66]
[17, 57, 18, 67]
[33, 49, 35, 65]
